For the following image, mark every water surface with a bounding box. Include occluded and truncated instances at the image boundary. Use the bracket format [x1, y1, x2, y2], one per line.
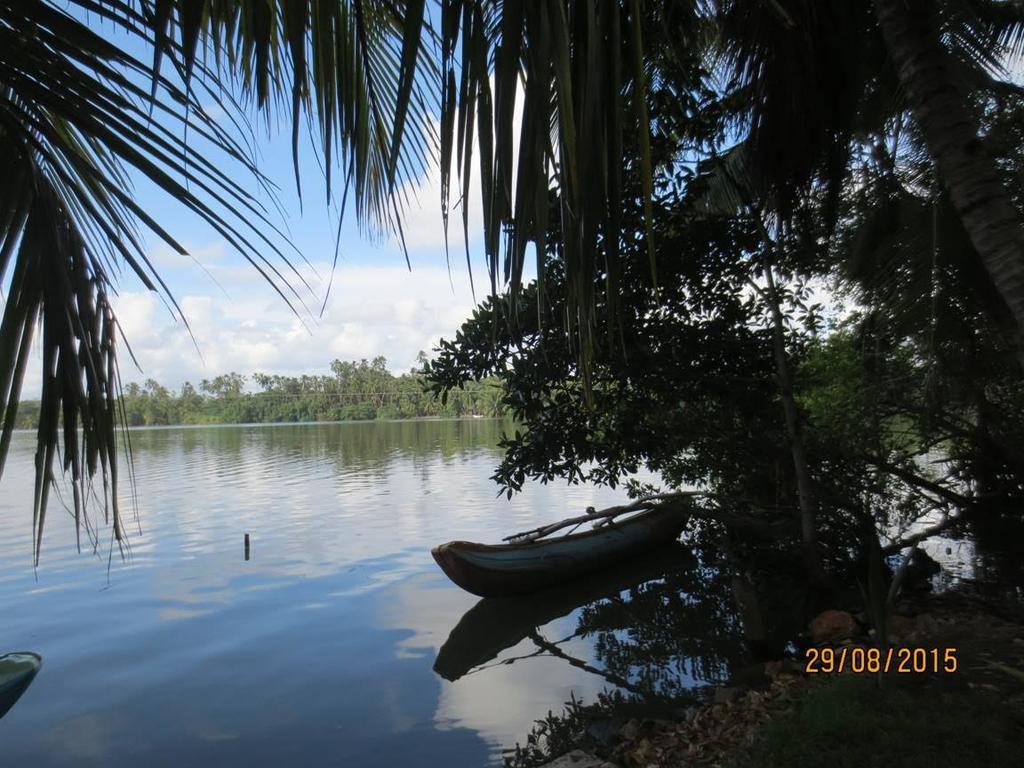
[0, 420, 740, 767]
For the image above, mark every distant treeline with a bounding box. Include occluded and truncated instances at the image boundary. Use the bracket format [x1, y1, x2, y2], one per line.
[11, 356, 505, 428]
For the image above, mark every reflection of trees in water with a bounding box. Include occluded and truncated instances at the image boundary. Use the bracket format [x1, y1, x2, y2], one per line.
[448, 570, 743, 702]
[122, 419, 510, 467]
[495, 542, 817, 767]
[562, 533, 809, 702]
[576, 565, 746, 700]
[436, 535, 809, 705]
[553, 512, 1024, 704]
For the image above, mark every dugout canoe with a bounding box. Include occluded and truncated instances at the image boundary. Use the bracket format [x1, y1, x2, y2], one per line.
[0, 652, 41, 720]
[431, 504, 689, 598]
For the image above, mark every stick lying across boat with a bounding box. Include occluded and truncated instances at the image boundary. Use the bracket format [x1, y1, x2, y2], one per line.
[431, 501, 691, 598]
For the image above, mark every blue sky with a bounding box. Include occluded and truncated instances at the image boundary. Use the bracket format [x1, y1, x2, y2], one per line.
[16, 12, 528, 396]
[107, 126, 489, 393]
[108, 105, 488, 389]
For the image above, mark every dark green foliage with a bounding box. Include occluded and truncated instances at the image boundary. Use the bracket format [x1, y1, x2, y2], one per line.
[726, 678, 1023, 768]
[502, 692, 625, 768]
[428, 80, 1024, 580]
[826, 93, 1024, 502]
[427, 209, 791, 507]
[10, 358, 505, 429]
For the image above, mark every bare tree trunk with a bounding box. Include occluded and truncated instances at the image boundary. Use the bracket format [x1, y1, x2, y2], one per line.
[874, 0, 1024, 367]
[721, 163, 827, 581]
[761, 253, 824, 580]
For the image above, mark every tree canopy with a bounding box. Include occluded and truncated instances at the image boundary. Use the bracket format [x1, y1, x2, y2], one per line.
[427, 59, 1024, 578]
[2, 1, 1024, 564]
[10, 358, 504, 429]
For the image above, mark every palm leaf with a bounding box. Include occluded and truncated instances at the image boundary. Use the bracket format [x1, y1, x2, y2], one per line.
[437, 0, 664, 399]
[0, 1, 436, 560]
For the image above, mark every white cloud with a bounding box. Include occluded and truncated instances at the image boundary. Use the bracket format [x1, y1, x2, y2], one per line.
[392, 123, 485, 252]
[10, 79, 533, 401]
[16, 258, 477, 397]
[392, 81, 527, 253]
[97, 262, 477, 391]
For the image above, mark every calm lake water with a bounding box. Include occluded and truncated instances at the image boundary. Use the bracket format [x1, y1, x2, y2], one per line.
[0, 420, 749, 767]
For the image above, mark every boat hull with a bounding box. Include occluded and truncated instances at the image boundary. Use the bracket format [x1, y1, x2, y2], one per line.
[0, 652, 41, 720]
[431, 506, 689, 597]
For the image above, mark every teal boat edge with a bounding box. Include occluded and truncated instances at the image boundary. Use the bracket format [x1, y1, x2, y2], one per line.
[0, 651, 42, 720]
[431, 505, 689, 597]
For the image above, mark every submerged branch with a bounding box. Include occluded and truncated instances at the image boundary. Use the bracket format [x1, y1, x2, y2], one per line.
[527, 630, 650, 697]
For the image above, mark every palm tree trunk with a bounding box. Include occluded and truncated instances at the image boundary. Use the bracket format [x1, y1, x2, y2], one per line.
[761, 253, 824, 581]
[874, 0, 1024, 367]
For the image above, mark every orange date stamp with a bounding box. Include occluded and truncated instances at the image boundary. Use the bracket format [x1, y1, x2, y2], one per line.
[805, 646, 958, 674]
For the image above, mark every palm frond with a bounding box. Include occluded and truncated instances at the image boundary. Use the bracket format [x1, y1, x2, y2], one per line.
[713, 0, 884, 218]
[143, 0, 437, 235]
[438, 0, 667, 398]
[0, 141, 126, 565]
[688, 142, 753, 216]
[0, 0, 436, 560]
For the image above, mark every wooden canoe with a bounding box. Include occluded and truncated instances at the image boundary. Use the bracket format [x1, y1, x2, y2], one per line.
[0, 652, 41, 720]
[431, 504, 689, 598]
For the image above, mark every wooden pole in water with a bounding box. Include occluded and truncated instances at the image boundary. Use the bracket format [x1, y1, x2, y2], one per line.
[244, 533, 250, 561]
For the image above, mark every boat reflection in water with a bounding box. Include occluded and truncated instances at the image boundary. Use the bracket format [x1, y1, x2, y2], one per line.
[434, 545, 695, 687]
[434, 536, 804, 706]
[0, 652, 41, 720]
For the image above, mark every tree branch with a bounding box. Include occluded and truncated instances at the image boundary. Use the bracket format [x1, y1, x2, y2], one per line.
[881, 511, 967, 554]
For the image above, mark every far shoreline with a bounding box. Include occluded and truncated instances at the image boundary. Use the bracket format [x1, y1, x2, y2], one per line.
[10, 415, 508, 435]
